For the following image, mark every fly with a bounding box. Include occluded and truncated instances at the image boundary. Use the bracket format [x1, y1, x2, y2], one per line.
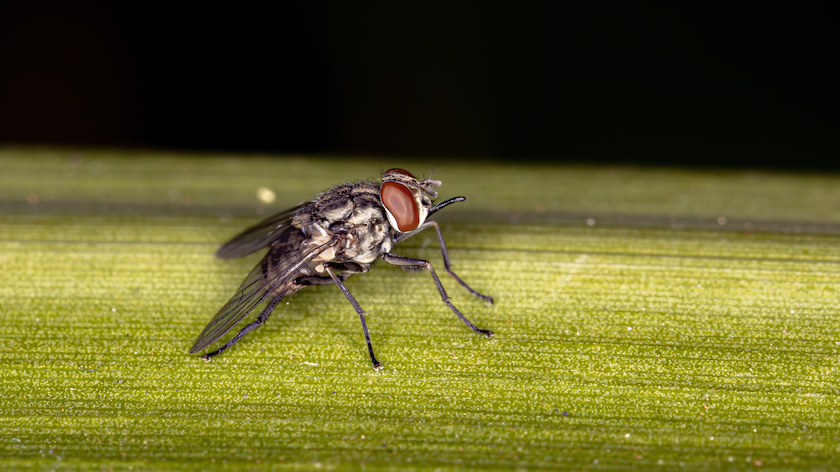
[190, 168, 494, 370]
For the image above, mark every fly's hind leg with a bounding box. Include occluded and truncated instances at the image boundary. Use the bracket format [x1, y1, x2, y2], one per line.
[202, 296, 283, 360]
[382, 252, 493, 338]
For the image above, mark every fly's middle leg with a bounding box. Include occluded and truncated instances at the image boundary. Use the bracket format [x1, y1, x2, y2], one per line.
[324, 265, 383, 371]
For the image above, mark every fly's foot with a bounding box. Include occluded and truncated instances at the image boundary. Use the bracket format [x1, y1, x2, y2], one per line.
[201, 347, 224, 361]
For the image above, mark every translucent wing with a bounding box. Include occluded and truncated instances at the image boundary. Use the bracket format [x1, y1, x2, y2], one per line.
[215, 206, 301, 259]
[190, 226, 337, 354]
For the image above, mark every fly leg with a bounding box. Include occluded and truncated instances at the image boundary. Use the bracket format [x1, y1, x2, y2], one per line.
[382, 252, 494, 338]
[295, 262, 366, 286]
[202, 295, 283, 360]
[394, 220, 494, 305]
[324, 265, 383, 371]
[295, 274, 348, 285]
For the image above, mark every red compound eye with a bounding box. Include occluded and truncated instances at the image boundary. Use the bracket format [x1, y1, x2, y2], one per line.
[385, 168, 414, 177]
[381, 181, 419, 232]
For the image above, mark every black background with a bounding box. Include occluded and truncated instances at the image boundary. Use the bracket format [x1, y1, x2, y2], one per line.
[0, 1, 838, 169]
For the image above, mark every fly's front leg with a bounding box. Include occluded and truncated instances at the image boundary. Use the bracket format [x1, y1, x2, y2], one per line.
[394, 220, 494, 305]
[324, 265, 383, 371]
[382, 252, 493, 338]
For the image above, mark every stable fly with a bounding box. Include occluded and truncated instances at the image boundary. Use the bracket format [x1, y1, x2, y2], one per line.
[190, 168, 493, 370]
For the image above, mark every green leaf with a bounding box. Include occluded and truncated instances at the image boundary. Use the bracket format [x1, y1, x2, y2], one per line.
[1, 148, 839, 470]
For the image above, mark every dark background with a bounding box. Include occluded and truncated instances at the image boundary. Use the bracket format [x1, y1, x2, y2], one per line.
[0, 1, 838, 169]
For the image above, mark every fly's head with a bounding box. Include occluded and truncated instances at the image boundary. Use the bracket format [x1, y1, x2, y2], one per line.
[379, 168, 441, 233]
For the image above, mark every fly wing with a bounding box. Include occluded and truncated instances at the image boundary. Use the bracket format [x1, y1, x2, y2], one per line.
[215, 206, 301, 259]
[190, 226, 337, 354]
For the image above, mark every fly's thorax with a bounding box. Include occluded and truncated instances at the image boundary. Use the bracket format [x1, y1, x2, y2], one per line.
[345, 202, 381, 227]
[298, 223, 335, 274]
[291, 203, 315, 229]
[379, 168, 441, 233]
[310, 247, 337, 274]
[334, 215, 392, 264]
[292, 180, 384, 231]
[300, 222, 331, 246]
